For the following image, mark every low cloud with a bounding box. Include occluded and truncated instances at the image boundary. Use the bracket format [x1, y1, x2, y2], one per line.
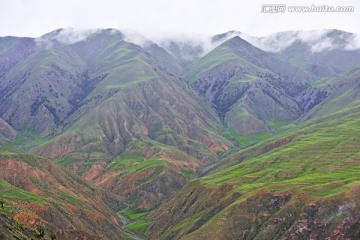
[297, 29, 331, 43]
[54, 28, 100, 44]
[149, 29, 360, 59]
[345, 34, 360, 50]
[310, 37, 334, 53]
[244, 29, 332, 53]
[34, 28, 360, 55]
[240, 29, 360, 53]
[154, 33, 214, 60]
[244, 31, 297, 52]
[35, 28, 100, 48]
[121, 29, 152, 47]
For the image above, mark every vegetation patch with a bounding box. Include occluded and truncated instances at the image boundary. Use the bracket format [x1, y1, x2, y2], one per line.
[222, 127, 273, 146]
[3, 131, 49, 152]
[206, 112, 360, 200]
[109, 154, 145, 171]
[0, 180, 48, 205]
[181, 170, 194, 178]
[122, 208, 149, 221]
[126, 219, 150, 235]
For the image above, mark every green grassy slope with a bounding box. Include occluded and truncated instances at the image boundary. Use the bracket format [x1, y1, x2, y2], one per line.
[0, 30, 233, 226]
[31, 38, 230, 160]
[24, 30, 229, 161]
[183, 36, 311, 144]
[302, 66, 360, 121]
[20, 31, 231, 216]
[147, 100, 360, 239]
[0, 148, 126, 239]
[211, 65, 360, 172]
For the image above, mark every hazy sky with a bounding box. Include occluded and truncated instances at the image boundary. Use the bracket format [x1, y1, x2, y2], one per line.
[0, 0, 359, 38]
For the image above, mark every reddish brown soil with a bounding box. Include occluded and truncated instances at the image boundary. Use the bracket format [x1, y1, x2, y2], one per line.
[0, 155, 124, 239]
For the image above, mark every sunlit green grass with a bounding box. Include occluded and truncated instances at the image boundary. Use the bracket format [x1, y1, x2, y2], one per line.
[122, 208, 149, 221]
[126, 219, 150, 235]
[109, 154, 145, 171]
[2, 131, 49, 152]
[162, 110, 360, 238]
[0, 180, 48, 205]
[222, 127, 273, 146]
[205, 111, 360, 199]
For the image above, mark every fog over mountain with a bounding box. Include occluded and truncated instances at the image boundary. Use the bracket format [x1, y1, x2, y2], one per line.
[31, 27, 360, 59]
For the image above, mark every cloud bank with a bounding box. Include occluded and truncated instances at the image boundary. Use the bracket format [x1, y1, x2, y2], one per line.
[32, 27, 360, 57]
[35, 28, 101, 47]
[212, 29, 360, 53]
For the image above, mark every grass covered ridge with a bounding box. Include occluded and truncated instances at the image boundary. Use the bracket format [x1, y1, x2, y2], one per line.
[147, 108, 360, 239]
[0, 180, 48, 205]
[206, 112, 360, 197]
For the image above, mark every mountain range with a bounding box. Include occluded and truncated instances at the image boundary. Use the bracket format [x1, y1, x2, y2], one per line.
[0, 28, 359, 239]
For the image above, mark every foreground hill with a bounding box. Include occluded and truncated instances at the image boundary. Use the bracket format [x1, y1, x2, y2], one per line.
[0, 148, 125, 239]
[147, 98, 360, 240]
[147, 64, 360, 239]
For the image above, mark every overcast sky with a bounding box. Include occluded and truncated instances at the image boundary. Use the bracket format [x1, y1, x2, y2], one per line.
[0, 0, 359, 38]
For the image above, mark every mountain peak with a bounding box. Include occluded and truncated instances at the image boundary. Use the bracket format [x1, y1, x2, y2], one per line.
[211, 30, 242, 43]
[220, 35, 264, 55]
